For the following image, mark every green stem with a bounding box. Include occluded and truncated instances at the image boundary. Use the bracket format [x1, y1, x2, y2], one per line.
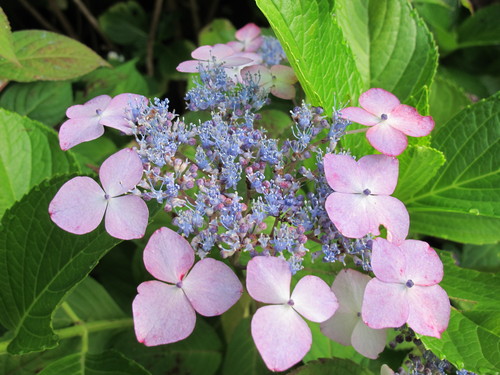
[0, 318, 133, 355]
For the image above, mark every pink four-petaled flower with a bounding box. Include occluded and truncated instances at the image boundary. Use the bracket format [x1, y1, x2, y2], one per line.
[49, 148, 149, 240]
[246, 256, 338, 372]
[227, 23, 263, 52]
[320, 269, 387, 359]
[324, 153, 409, 244]
[133, 227, 243, 346]
[341, 88, 434, 156]
[362, 238, 450, 338]
[242, 64, 297, 100]
[59, 93, 147, 150]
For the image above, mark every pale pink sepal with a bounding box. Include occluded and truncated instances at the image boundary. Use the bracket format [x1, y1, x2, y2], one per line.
[234, 23, 263, 52]
[366, 123, 408, 157]
[362, 279, 408, 329]
[48, 176, 107, 235]
[100, 93, 148, 134]
[381, 364, 395, 375]
[407, 285, 450, 338]
[105, 195, 148, 240]
[359, 88, 400, 116]
[99, 148, 144, 196]
[132, 281, 196, 346]
[143, 227, 195, 284]
[291, 275, 338, 323]
[387, 105, 434, 137]
[371, 239, 407, 283]
[351, 320, 387, 359]
[340, 107, 380, 126]
[357, 154, 399, 195]
[251, 305, 312, 372]
[182, 258, 243, 316]
[59, 117, 104, 151]
[323, 153, 362, 193]
[65, 95, 111, 118]
[246, 256, 291, 304]
[400, 240, 444, 285]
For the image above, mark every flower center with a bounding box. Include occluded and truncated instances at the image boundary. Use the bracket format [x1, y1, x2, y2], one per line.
[287, 299, 295, 306]
[357, 312, 361, 317]
[406, 279, 414, 288]
[381, 113, 388, 120]
[96, 108, 103, 116]
[363, 188, 371, 196]
[176, 281, 183, 288]
[104, 193, 110, 200]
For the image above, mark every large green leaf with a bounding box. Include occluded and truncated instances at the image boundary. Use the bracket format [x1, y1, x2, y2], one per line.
[0, 176, 123, 354]
[0, 30, 108, 82]
[198, 18, 236, 46]
[255, 0, 362, 111]
[0, 7, 18, 64]
[38, 351, 150, 375]
[0, 81, 73, 127]
[222, 317, 271, 375]
[405, 93, 500, 244]
[112, 319, 223, 375]
[335, 0, 438, 103]
[461, 243, 500, 273]
[420, 252, 500, 374]
[0, 108, 78, 218]
[457, 4, 500, 48]
[98, 1, 148, 47]
[289, 358, 374, 375]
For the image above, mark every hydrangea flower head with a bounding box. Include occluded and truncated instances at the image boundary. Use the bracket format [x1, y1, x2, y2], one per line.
[341, 88, 434, 156]
[362, 238, 450, 338]
[49, 148, 149, 240]
[59, 93, 147, 150]
[321, 269, 387, 359]
[246, 256, 338, 372]
[324, 153, 409, 244]
[242, 64, 297, 99]
[133, 227, 243, 345]
[227, 23, 263, 52]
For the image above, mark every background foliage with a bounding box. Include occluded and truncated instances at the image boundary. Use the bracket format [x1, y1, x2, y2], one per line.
[0, 0, 498, 374]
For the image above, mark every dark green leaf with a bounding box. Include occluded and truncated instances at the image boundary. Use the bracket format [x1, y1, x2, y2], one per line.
[222, 317, 271, 375]
[457, 4, 500, 48]
[0, 30, 108, 82]
[0, 7, 18, 64]
[112, 318, 223, 375]
[288, 358, 374, 375]
[98, 1, 148, 47]
[461, 243, 500, 272]
[198, 19, 237, 46]
[0, 81, 73, 127]
[0, 176, 123, 354]
[405, 93, 500, 244]
[0, 108, 78, 218]
[255, 0, 363, 112]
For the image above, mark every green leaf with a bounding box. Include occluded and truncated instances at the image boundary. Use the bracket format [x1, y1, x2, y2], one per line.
[0, 81, 73, 127]
[0, 176, 123, 354]
[38, 350, 150, 375]
[394, 146, 446, 202]
[405, 93, 500, 244]
[335, 0, 438, 103]
[457, 4, 500, 48]
[222, 317, 271, 375]
[288, 358, 374, 375]
[0, 108, 78, 218]
[112, 319, 223, 375]
[0, 30, 108, 82]
[420, 252, 500, 373]
[0, 7, 18, 64]
[98, 1, 148, 47]
[198, 18, 237, 46]
[461, 243, 500, 272]
[71, 137, 118, 175]
[429, 73, 471, 128]
[255, 0, 363, 111]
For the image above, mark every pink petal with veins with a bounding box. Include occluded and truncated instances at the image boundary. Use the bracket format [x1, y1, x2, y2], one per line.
[251, 305, 311, 372]
[105, 194, 149, 240]
[321, 311, 359, 346]
[176, 60, 204, 73]
[323, 153, 362, 193]
[49, 177, 107, 235]
[362, 279, 408, 329]
[371, 238, 407, 283]
[340, 107, 380, 126]
[246, 256, 291, 304]
[143, 227, 195, 284]
[291, 275, 338, 323]
[366, 123, 408, 156]
[372, 196, 409, 245]
[132, 281, 196, 346]
[236, 23, 261, 42]
[359, 88, 400, 117]
[99, 148, 143, 197]
[65, 95, 111, 118]
[407, 285, 450, 338]
[58, 116, 104, 150]
[387, 105, 434, 137]
[357, 154, 399, 195]
[401, 240, 443, 285]
[182, 258, 243, 316]
[100, 93, 147, 134]
[331, 269, 370, 313]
